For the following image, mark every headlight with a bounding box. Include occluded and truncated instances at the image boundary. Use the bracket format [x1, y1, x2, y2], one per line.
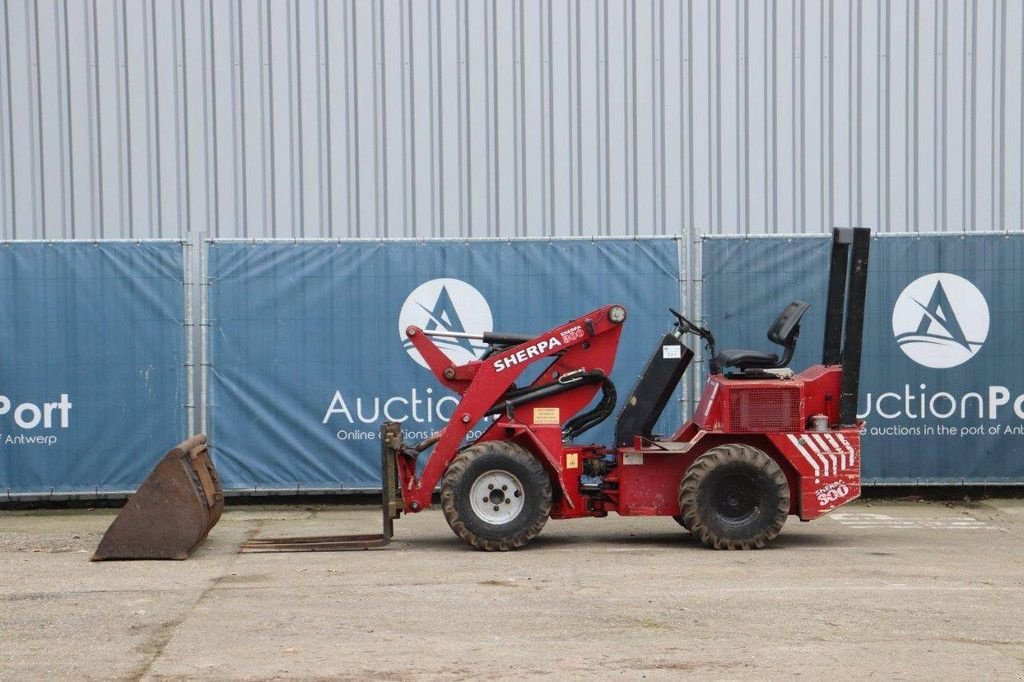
[608, 305, 627, 324]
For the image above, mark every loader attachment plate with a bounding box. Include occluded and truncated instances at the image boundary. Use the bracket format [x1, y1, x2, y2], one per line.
[92, 434, 224, 561]
[237, 423, 402, 553]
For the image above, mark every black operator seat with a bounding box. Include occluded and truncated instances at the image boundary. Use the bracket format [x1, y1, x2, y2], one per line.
[714, 300, 811, 372]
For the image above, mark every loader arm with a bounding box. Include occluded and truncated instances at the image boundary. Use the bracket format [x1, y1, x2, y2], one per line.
[402, 304, 627, 512]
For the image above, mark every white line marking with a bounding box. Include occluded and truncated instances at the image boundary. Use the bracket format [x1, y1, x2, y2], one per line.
[844, 525, 994, 530]
[828, 513, 995, 530]
[869, 521, 986, 525]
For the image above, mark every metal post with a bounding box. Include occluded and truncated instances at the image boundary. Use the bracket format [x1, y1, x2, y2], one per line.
[182, 237, 195, 435]
[675, 236, 688, 419]
[689, 235, 705, 416]
[199, 236, 209, 434]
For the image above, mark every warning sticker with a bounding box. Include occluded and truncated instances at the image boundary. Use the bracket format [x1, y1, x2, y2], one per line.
[566, 452, 579, 469]
[662, 345, 682, 359]
[533, 407, 561, 425]
[623, 452, 644, 465]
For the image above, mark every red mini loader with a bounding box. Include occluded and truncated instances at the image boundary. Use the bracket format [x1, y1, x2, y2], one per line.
[241, 226, 870, 553]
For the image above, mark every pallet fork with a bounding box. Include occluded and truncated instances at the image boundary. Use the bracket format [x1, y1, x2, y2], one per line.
[237, 423, 403, 552]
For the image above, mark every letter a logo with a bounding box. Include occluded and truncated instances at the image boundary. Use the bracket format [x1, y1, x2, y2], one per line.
[398, 279, 493, 369]
[892, 273, 989, 369]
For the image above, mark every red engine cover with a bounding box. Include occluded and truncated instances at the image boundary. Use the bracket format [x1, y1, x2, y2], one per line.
[694, 366, 843, 433]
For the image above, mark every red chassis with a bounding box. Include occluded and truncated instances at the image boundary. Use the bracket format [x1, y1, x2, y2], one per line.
[400, 304, 861, 524]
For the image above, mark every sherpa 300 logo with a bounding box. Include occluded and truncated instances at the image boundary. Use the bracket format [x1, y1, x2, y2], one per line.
[892, 273, 989, 369]
[398, 278, 493, 369]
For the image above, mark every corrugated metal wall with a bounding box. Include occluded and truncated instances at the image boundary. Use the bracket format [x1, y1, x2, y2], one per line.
[1, 0, 1023, 240]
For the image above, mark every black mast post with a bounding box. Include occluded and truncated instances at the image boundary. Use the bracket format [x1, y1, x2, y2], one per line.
[838, 228, 871, 427]
[822, 228, 852, 365]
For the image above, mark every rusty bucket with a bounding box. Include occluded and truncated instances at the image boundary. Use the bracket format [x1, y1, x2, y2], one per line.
[92, 434, 224, 561]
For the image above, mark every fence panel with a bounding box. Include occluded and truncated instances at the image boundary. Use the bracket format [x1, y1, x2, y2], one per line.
[205, 238, 681, 492]
[0, 241, 190, 496]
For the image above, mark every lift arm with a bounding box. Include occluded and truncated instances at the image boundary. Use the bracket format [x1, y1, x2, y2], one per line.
[401, 304, 627, 511]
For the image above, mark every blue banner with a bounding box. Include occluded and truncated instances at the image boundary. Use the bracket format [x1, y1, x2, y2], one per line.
[206, 239, 681, 491]
[702, 234, 1024, 484]
[0, 242, 189, 495]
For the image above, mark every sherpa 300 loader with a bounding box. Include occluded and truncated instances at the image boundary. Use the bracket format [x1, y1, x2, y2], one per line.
[96, 227, 869, 558]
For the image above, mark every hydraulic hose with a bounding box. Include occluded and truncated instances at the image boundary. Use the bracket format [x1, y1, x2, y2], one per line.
[562, 376, 617, 440]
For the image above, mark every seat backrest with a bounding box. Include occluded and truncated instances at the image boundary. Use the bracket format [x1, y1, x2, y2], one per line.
[767, 300, 811, 347]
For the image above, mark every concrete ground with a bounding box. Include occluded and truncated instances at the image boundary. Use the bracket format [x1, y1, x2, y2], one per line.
[1, 500, 1023, 680]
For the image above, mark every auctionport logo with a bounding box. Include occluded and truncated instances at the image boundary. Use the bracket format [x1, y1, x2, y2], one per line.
[398, 278, 493, 369]
[891, 273, 989, 369]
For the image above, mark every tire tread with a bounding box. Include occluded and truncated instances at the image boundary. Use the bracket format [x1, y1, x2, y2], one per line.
[440, 441, 552, 551]
[678, 443, 789, 550]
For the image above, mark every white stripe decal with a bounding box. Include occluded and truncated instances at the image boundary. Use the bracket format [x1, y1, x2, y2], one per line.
[837, 434, 857, 466]
[802, 434, 831, 476]
[823, 434, 847, 470]
[786, 434, 820, 476]
[812, 434, 839, 475]
[703, 383, 719, 419]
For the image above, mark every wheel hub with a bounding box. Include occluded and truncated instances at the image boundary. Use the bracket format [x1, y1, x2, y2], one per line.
[470, 470, 525, 525]
[714, 474, 759, 523]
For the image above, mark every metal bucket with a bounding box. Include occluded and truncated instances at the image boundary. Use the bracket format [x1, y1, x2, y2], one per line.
[92, 434, 224, 561]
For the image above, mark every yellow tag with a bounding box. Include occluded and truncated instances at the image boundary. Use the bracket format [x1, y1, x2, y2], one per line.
[533, 407, 560, 425]
[566, 453, 579, 469]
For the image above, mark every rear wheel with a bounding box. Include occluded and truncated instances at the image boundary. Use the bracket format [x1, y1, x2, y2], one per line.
[678, 444, 789, 550]
[441, 440, 552, 551]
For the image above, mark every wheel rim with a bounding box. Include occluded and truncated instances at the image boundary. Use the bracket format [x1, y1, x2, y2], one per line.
[712, 473, 760, 524]
[469, 469, 525, 525]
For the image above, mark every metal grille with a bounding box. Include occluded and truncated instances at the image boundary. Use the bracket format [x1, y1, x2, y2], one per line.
[728, 388, 801, 432]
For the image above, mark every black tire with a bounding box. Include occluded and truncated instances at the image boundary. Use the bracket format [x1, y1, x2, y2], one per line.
[441, 440, 553, 551]
[678, 444, 789, 550]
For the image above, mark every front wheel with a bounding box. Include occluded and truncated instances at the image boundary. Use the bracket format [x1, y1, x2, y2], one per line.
[678, 443, 790, 550]
[441, 440, 552, 551]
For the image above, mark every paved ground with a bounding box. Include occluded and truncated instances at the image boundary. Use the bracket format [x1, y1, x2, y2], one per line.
[1, 499, 1023, 680]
